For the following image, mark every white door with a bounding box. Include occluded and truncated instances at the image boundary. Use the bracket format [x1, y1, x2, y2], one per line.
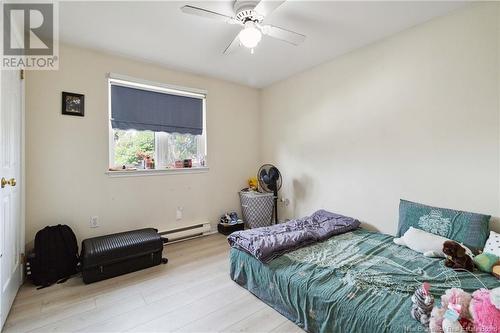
[0, 66, 23, 329]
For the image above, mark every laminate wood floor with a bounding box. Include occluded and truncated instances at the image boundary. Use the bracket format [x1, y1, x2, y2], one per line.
[3, 234, 304, 333]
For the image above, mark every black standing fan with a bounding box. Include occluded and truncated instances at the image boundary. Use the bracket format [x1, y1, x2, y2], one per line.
[258, 164, 282, 224]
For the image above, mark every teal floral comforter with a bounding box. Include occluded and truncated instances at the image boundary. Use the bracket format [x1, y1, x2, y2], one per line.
[229, 229, 499, 333]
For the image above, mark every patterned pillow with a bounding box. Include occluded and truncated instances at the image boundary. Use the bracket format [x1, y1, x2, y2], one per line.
[398, 199, 490, 252]
[484, 231, 500, 257]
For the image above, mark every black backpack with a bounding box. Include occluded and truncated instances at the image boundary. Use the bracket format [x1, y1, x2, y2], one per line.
[29, 224, 79, 288]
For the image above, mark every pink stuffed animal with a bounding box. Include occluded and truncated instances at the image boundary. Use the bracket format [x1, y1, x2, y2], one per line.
[469, 288, 500, 333]
[429, 306, 446, 333]
[429, 288, 473, 333]
[441, 288, 473, 320]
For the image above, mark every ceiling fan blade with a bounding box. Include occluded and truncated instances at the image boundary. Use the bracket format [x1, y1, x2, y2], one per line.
[180, 5, 240, 25]
[223, 33, 241, 55]
[261, 24, 305, 46]
[254, 0, 286, 19]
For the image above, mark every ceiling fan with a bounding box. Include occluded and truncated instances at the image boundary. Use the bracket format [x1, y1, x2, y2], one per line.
[180, 0, 306, 54]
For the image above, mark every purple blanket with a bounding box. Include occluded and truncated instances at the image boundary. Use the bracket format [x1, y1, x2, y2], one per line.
[227, 210, 360, 263]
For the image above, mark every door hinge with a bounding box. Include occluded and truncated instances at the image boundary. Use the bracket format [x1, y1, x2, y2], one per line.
[20, 69, 24, 80]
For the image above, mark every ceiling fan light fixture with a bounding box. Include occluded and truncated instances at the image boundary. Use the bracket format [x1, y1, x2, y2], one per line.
[239, 21, 262, 49]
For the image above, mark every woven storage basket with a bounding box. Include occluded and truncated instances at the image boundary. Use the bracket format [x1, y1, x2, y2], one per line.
[239, 191, 274, 229]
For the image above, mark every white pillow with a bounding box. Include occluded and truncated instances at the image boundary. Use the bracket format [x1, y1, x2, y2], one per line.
[483, 231, 500, 257]
[393, 226, 450, 258]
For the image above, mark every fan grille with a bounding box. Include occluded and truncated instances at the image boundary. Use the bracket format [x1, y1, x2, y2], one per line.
[258, 164, 282, 193]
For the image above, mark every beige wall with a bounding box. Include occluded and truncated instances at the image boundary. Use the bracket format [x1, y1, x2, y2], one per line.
[26, 44, 260, 244]
[261, 3, 500, 234]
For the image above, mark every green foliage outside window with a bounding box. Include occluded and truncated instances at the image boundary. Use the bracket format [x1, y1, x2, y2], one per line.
[113, 129, 201, 168]
[114, 130, 154, 166]
[167, 133, 198, 162]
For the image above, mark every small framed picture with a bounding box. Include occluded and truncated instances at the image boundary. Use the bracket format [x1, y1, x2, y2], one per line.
[62, 92, 85, 117]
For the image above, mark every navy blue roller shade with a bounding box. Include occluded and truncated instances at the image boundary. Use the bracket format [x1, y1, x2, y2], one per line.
[111, 84, 203, 135]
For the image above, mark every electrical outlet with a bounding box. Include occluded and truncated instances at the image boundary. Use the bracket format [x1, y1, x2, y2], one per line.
[90, 216, 99, 228]
[176, 207, 183, 220]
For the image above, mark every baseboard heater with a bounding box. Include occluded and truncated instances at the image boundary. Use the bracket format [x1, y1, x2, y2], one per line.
[159, 223, 212, 243]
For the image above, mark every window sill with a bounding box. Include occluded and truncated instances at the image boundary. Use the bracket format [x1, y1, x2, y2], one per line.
[106, 167, 209, 178]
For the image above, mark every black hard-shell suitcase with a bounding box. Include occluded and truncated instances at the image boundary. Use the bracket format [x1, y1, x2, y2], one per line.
[81, 228, 166, 284]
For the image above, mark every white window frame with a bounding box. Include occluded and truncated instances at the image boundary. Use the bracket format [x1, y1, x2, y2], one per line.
[107, 73, 208, 177]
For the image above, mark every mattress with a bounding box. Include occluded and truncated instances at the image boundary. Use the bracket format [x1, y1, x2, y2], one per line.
[229, 229, 499, 333]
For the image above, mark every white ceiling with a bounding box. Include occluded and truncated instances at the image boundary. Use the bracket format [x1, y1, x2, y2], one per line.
[58, 1, 466, 88]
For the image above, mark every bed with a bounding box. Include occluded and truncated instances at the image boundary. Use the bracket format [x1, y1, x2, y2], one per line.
[229, 228, 499, 333]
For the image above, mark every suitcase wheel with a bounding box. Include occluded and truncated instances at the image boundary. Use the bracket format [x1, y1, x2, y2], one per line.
[161, 258, 168, 264]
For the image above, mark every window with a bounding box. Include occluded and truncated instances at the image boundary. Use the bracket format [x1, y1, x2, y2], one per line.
[108, 74, 207, 172]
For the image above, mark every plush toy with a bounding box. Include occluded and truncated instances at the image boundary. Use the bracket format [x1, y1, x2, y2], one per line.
[248, 177, 258, 191]
[411, 282, 435, 327]
[443, 241, 474, 272]
[441, 303, 466, 333]
[474, 253, 499, 273]
[429, 288, 473, 333]
[469, 288, 500, 333]
[430, 306, 446, 333]
[474, 252, 500, 280]
[440, 288, 473, 320]
[492, 262, 500, 279]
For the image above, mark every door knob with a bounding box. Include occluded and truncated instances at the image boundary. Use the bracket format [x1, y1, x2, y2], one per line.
[1, 178, 16, 188]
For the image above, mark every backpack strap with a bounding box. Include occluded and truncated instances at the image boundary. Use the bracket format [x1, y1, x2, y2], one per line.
[59, 225, 80, 260]
[56, 225, 78, 279]
[42, 226, 57, 287]
[56, 277, 69, 284]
